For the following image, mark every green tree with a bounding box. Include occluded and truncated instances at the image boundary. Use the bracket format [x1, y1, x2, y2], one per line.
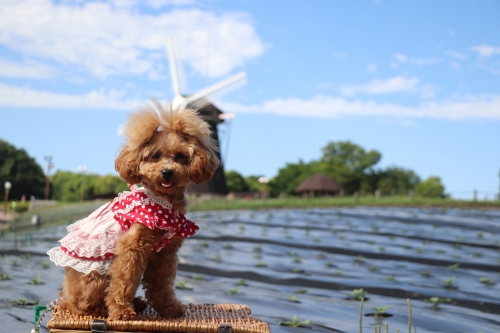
[415, 176, 445, 198]
[51, 171, 128, 202]
[0, 139, 45, 200]
[245, 175, 268, 192]
[225, 170, 249, 192]
[319, 141, 381, 193]
[268, 160, 320, 197]
[92, 174, 129, 198]
[372, 166, 421, 195]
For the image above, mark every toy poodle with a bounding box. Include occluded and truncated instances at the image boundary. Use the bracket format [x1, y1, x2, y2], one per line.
[47, 99, 219, 320]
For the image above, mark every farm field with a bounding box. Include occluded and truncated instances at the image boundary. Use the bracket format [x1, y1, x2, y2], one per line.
[0, 206, 499, 333]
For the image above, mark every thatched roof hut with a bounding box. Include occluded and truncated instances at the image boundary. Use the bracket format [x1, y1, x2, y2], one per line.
[295, 174, 343, 197]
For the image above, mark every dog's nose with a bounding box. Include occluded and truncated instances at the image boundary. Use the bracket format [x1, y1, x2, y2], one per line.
[161, 169, 174, 180]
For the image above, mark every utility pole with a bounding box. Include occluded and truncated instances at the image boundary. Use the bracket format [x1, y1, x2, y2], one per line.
[44, 156, 53, 200]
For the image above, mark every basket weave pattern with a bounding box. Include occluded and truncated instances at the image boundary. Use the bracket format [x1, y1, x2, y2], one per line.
[47, 303, 270, 333]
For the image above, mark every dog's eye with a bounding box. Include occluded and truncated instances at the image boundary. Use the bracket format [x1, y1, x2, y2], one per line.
[152, 152, 160, 159]
[175, 152, 185, 160]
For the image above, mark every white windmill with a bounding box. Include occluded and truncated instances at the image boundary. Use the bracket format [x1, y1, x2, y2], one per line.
[166, 38, 245, 195]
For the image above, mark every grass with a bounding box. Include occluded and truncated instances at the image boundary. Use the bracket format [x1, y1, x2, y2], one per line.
[187, 195, 500, 212]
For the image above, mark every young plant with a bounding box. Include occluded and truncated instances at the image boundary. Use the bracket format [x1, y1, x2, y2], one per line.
[479, 277, 496, 286]
[423, 297, 451, 310]
[448, 263, 459, 271]
[442, 276, 456, 289]
[191, 275, 205, 280]
[175, 281, 190, 289]
[316, 251, 327, 259]
[351, 288, 367, 300]
[223, 242, 233, 250]
[383, 275, 395, 281]
[28, 276, 44, 285]
[288, 296, 300, 303]
[236, 279, 248, 286]
[355, 255, 364, 263]
[12, 298, 39, 306]
[326, 260, 335, 268]
[256, 261, 267, 267]
[42, 261, 50, 269]
[0, 273, 10, 280]
[371, 305, 392, 317]
[228, 287, 241, 295]
[254, 245, 262, 252]
[421, 270, 432, 277]
[278, 316, 311, 327]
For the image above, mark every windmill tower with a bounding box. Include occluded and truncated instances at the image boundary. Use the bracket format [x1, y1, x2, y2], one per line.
[166, 38, 245, 196]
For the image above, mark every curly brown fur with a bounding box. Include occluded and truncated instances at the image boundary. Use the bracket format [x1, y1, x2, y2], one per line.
[59, 99, 219, 320]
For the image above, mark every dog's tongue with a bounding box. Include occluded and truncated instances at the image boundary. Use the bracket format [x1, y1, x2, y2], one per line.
[161, 182, 172, 188]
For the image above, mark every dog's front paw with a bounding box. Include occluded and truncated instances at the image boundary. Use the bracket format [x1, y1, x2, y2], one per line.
[108, 306, 136, 321]
[156, 301, 185, 319]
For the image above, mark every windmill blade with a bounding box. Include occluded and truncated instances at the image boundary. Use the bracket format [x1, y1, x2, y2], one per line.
[185, 72, 247, 107]
[166, 38, 182, 98]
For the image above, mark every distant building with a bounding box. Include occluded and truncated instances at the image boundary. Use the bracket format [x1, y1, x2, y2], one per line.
[295, 174, 343, 197]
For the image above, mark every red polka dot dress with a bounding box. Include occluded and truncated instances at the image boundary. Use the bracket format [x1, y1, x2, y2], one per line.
[47, 185, 198, 275]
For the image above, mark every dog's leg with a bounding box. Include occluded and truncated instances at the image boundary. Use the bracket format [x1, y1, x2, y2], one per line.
[59, 267, 85, 315]
[59, 268, 108, 317]
[105, 223, 159, 320]
[142, 237, 185, 318]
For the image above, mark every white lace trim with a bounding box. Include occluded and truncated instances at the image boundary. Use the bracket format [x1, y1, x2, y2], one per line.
[47, 247, 111, 275]
[113, 188, 173, 216]
[144, 189, 174, 210]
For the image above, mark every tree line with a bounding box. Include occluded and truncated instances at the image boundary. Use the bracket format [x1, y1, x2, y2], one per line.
[225, 140, 445, 198]
[0, 139, 128, 202]
[1, 138, 445, 201]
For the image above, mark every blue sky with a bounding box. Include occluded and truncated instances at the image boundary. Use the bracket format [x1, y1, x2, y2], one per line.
[1, 0, 499, 199]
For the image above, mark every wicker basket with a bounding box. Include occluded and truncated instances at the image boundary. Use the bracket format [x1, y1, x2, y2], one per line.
[47, 303, 270, 333]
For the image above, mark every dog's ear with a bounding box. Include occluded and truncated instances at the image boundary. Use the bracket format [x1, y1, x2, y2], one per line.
[189, 145, 219, 185]
[115, 147, 143, 185]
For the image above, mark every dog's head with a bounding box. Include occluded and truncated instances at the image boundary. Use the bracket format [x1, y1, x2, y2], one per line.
[115, 99, 220, 195]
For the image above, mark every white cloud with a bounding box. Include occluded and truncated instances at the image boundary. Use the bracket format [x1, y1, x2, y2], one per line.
[446, 51, 468, 60]
[4, 84, 499, 121]
[218, 94, 500, 120]
[0, 58, 56, 78]
[0, 0, 263, 78]
[366, 63, 377, 73]
[0, 84, 143, 110]
[340, 76, 434, 98]
[391, 53, 440, 67]
[471, 45, 500, 57]
[341, 76, 419, 96]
